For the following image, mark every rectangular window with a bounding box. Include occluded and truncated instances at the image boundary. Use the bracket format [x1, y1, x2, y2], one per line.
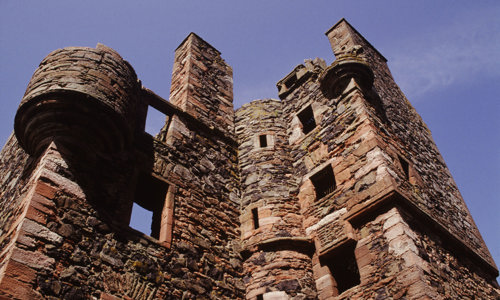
[145, 105, 169, 138]
[131, 174, 172, 243]
[323, 241, 360, 295]
[310, 165, 336, 200]
[399, 156, 410, 180]
[259, 135, 268, 148]
[252, 208, 260, 229]
[298, 105, 316, 134]
[256, 294, 264, 300]
[284, 73, 297, 89]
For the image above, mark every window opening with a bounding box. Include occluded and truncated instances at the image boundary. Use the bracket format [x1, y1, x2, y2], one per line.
[259, 135, 268, 148]
[310, 164, 336, 200]
[252, 208, 260, 229]
[323, 241, 360, 295]
[145, 105, 169, 137]
[284, 74, 297, 89]
[129, 203, 153, 236]
[399, 156, 410, 180]
[256, 294, 264, 300]
[131, 174, 169, 240]
[298, 105, 316, 134]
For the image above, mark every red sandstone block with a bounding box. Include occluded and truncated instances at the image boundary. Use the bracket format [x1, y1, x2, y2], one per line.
[3, 260, 36, 284]
[25, 205, 48, 225]
[319, 284, 337, 299]
[354, 244, 370, 257]
[16, 230, 36, 248]
[34, 181, 57, 199]
[11, 247, 55, 271]
[29, 194, 55, 215]
[0, 276, 41, 299]
[313, 264, 331, 278]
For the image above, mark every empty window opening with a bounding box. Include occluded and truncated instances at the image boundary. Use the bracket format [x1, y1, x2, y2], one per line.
[129, 203, 153, 236]
[131, 174, 169, 240]
[284, 74, 297, 89]
[259, 135, 268, 148]
[256, 294, 264, 300]
[298, 105, 316, 134]
[145, 105, 169, 137]
[310, 165, 336, 200]
[399, 156, 410, 180]
[252, 208, 260, 229]
[323, 242, 360, 295]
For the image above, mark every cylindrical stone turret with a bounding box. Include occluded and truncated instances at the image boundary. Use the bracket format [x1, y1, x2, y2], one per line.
[14, 44, 144, 155]
[236, 99, 316, 299]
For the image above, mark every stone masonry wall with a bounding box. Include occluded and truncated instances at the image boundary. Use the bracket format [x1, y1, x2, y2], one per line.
[169, 33, 234, 136]
[339, 207, 499, 299]
[275, 20, 498, 297]
[0, 19, 498, 300]
[236, 99, 316, 299]
[236, 99, 304, 245]
[0, 134, 33, 286]
[0, 37, 245, 299]
[149, 105, 245, 298]
[0, 110, 245, 299]
[326, 19, 495, 270]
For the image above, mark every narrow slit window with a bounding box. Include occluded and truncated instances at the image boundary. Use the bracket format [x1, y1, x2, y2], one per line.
[131, 174, 169, 241]
[310, 165, 336, 200]
[298, 105, 316, 134]
[259, 135, 268, 148]
[399, 156, 410, 180]
[323, 242, 360, 295]
[252, 208, 260, 229]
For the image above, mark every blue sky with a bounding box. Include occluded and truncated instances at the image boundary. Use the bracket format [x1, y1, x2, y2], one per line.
[1, 1, 499, 274]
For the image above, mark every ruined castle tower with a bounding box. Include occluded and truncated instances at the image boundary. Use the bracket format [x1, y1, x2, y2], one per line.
[0, 19, 498, 299]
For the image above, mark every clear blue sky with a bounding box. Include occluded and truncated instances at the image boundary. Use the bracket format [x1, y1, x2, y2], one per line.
[1, 1, 499, 273]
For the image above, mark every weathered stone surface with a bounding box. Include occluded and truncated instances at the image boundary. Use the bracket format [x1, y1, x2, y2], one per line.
[0, 18, 498, 300]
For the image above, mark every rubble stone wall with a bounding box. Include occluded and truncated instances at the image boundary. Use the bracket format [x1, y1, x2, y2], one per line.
[236, 99, 316, 299]
[149, 108, 245, 299]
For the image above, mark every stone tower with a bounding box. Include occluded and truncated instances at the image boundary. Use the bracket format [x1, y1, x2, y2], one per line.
[0, 19, 498, 299]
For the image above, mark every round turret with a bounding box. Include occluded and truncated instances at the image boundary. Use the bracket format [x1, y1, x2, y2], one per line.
[236, 99, 316, 299]
[236, 99, 305, 246]
[14, 44, 143, 155]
